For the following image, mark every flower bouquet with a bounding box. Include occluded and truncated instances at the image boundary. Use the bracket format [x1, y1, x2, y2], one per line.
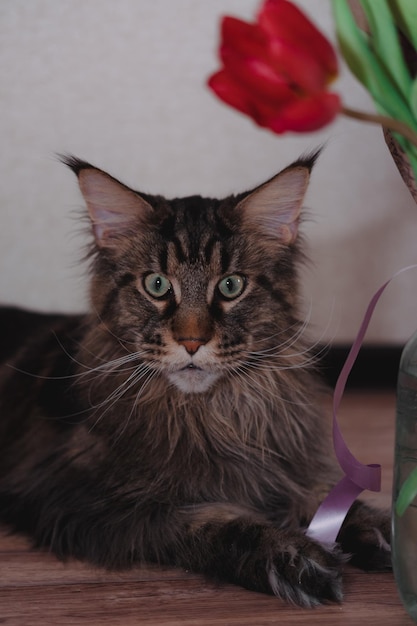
[208, 0, 417, 199]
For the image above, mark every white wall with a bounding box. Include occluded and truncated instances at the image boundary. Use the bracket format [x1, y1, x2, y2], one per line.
[1, 0, 416, 344]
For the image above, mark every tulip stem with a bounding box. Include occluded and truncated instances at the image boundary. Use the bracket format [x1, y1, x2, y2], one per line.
[341, 106, 417, 148]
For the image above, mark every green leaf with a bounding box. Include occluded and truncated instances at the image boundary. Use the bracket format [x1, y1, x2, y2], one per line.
[361, 0, 412, 101]
[388, 0, 417, 50]
[332, 0, 413, 123]
[411, 77, 417, 120]
[332, 0, 381, 91]
[396, 466, 417, 517]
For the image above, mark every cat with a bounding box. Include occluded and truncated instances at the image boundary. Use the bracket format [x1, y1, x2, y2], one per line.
[0, 153, 391, 607]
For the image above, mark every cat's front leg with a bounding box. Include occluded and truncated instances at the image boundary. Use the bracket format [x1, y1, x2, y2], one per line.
[175, 505, 345, 607]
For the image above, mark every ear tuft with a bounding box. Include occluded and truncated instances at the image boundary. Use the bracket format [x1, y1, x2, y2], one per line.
[289, 147, 322, 174]
[58, 154, 95, 177]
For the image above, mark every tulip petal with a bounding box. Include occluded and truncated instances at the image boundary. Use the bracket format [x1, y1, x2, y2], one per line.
[267, 38, 331, 93]
[220, 16, 293, 94]
[266, 92, 341, 133]
[208, 67, 299, 130]
[207, 70, 255, 118]
[220, 49, 296, 105]
[221, 16, 267, 59]
[259, 0, 338, 77]
[222, 31, 330, 96]
[221, 13, 327, 92]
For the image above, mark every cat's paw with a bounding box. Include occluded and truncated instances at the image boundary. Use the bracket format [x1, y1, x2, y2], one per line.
[227, 526, 345, 607]
[262, 529, 345, 606]
[337, 501, 392, 571]
[187, 519, 345, 606]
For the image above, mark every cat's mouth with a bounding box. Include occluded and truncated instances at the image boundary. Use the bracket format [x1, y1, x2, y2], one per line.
[181, 363, 202, 371]
[167, 363, 220, 394]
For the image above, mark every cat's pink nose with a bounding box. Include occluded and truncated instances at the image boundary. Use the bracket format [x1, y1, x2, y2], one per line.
[178, 338, 206, 355]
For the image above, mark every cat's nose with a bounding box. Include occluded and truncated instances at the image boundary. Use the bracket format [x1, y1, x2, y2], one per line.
[178, 338, 206, 355]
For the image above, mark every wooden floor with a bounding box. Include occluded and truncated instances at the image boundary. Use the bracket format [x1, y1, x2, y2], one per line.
[0, 390, 414, 625]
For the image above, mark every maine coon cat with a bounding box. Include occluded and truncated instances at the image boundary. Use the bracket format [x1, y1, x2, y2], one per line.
[0, 153, 390, 607]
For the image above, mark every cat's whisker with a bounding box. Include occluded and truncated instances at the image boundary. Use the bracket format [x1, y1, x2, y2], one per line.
[245, 346, 321, 375]
[87, 365, 154, 432]
[28, 352, 156, 426]
[234, 352, 320, 403]
[77, 350, 147, 375]
[249, 337, 333, 375]
[230, 364, 290, 407]
[50, 330, 146, 377]
[254, 301, 313, 351]
[90, 305, 136, 354]
[89, 363, 151, 410]
[111, 367, 161, 446]
[248, 301, 336, 373]
[248, 343, 318, 369]
[61, 332, 113, 365]
[266, 296, 337, 363]
[251, 314, 312, 359]
[245, 359, 315, 375]
[7, 350, 147, 383]
[85, 353, 147, 377]
[251, 317, 306, 348]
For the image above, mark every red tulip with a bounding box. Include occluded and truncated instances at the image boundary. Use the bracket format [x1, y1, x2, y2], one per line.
[208, 0, 341, 133]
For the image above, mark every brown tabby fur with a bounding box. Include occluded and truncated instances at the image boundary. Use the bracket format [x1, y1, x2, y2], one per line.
[0, 153, 390, 607]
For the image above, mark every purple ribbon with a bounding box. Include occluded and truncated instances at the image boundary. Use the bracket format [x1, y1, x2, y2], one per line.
[307, 266, 416, 544]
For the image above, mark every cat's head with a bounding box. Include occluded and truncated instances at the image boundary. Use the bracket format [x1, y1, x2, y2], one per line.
[64, 153, 318, 394]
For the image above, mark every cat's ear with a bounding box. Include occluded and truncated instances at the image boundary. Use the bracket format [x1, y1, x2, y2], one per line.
[62, 156, 152, 249]
[237, 153, 318, 245]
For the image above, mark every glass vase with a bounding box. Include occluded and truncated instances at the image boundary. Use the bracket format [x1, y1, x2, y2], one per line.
[393, 329, 417, 622]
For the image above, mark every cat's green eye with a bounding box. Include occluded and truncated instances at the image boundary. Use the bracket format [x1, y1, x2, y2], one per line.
[217, 274, 245, 300]
[143, 273, 172, 299]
